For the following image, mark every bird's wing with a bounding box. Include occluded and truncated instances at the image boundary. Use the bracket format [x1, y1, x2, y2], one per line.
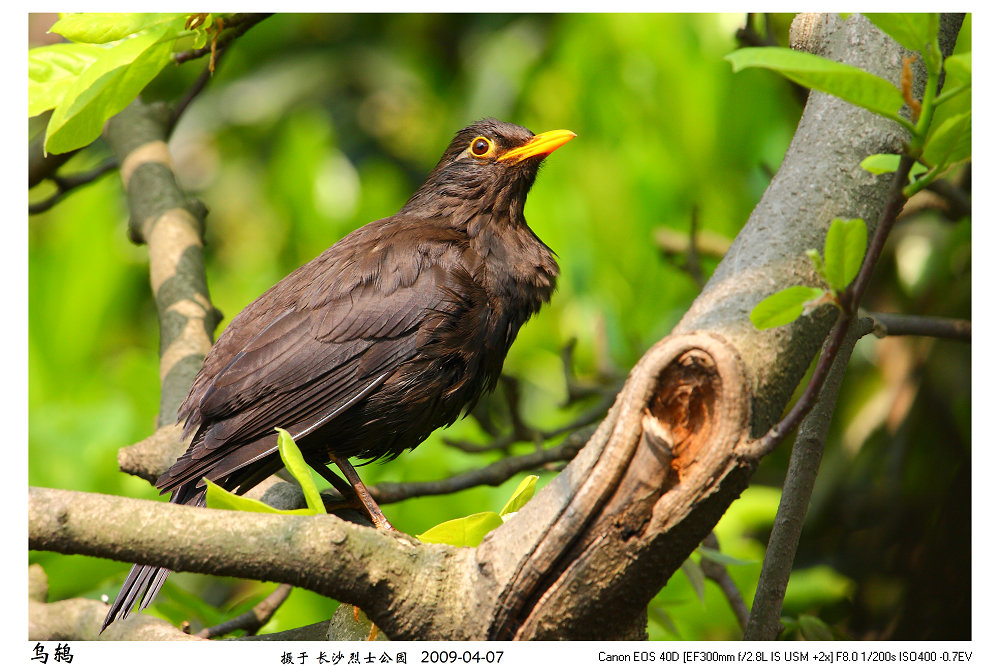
[159, 231, 464, 492]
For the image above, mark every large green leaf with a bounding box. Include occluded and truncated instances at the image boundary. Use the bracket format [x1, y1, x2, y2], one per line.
[923, 111, 971, 168]
[416, 512, 504, 547]
[28, 43, 106, 117]
[864, 13, 941, 70]
[204, 479, 316, 515]
[726, 47, 906, 123]
[945, 52, 971, 86]
[50, 12, 183, 44]
[824, 217, 868, 292]
[750, 285, 827, 330]
[43, 23, 179, 154]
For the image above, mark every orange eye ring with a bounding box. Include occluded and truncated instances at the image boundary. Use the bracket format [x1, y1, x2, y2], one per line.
[469, 136, 493, 157]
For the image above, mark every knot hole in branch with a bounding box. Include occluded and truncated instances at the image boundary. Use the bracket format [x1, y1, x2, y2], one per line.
[645, 349, 719, 482]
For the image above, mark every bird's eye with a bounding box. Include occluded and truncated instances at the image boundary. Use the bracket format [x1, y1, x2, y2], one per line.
[470, 137, 493, 157]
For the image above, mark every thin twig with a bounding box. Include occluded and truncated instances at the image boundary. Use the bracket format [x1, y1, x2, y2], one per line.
[173, 13, 273, 66]
[28, 122, 78, 189]
[29, 158, 118, 215]
[369, 426, 594, 505]
[443, 392, 615, 454]
[699, 533, 749, 632]
[197, 584, 293, 638]
[169, 60, 218, 134]
[869, 313, 970, 342]
[744, 317, 871, 640]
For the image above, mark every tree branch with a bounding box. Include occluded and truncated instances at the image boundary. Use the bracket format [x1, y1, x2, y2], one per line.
[197, 584, 293, 638]
[173, 13, 273, 66]
[870, 312, 970, 342]
[699, 533, 749, 632]
[29, 157, 118, 215]
[370, 426, 593, 504]
[104, 100, 221, 428]
[744, 317, 871, 640]
[28, 486, 473, 639]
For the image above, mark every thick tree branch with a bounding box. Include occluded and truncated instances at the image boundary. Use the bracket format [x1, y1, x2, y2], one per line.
[28, 486, 474, 639]
[28, 564, 200, 641]
[104, 100, 221, 428]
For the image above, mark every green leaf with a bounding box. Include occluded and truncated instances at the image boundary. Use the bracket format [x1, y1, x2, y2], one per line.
[276, 429, 324, 514]
[42, 14, 195, 154]
[923, 111, 971, 169]
[864, 13, 941, 70]
[824, 217, 868, 292]
[50, 12, 184, 44]
[725, 47, 906, 123]
[797, 614, 835, 641]
[43, 24, 178, 154]
[499, 475, 538, 518]
[859, 154, 929, 178]
[750, 286, 827, 330]
[28, 43, 107, 117]
[416, 512, 504, 547]
[945, 52, 971, 86]
[698, 546, 754, 567]
[680, 557, 705, 603]
[204, 479, 314, 515]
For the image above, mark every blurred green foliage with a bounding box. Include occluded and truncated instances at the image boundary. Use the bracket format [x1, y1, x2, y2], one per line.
[29, 13, 970, 639]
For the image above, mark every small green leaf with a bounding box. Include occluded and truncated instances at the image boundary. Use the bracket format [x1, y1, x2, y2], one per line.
[680, 557, 705, 603]
[204, 479, 314, 515]
[864, 13, 941, 70]
[50, 12, 183, 44]
[825, 217, 868, 292]
[750, 286, 827, 330]
[28, 43, 106, 117]
[859, 154, 930, 179]
[276, 429, 324, 515]
[725, 47, 906, 124]
[923, 111, 971, 169]
[698, 546, 754, 567]
[945, 52, 971, 86]
[860, 153, 899, 175]
[416, 512, 504, 547]
[499, 475, 538, 518]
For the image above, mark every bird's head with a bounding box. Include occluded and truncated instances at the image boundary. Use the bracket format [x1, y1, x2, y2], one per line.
[401, 118, 575, 223]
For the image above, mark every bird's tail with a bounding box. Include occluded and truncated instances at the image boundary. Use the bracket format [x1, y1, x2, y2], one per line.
[100, 485, 206, 632]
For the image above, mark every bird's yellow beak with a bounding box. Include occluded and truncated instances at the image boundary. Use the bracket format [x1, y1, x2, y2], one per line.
[499, 129, 576, 163]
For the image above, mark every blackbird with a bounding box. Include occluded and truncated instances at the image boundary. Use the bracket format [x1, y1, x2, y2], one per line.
[101, 118, 575, 630]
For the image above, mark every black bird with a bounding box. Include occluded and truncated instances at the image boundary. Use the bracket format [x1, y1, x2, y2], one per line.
[102, 118, 575, 630]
